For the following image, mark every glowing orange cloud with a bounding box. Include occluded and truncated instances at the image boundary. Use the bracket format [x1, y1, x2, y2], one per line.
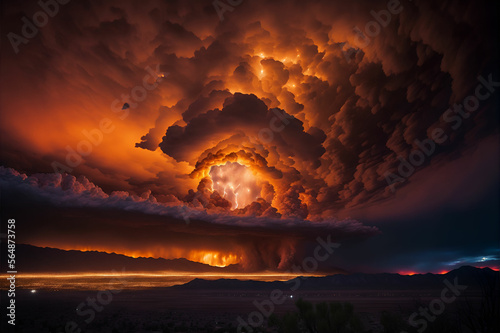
[187, 251, 241, 267]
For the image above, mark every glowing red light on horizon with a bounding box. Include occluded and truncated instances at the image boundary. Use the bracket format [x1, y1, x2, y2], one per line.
[398, 266, 499, 276]
[476, 265, 499, 271]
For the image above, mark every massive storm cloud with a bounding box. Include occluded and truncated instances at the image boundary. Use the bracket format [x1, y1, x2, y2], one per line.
[1, 0, 498, 272]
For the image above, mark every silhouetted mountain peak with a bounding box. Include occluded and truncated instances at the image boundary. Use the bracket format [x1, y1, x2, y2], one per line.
[173, 266, 498, 291]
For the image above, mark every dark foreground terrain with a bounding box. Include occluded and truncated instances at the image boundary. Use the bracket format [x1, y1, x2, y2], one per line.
[2, 288, 495, 333]
[1, 266, 498, 333]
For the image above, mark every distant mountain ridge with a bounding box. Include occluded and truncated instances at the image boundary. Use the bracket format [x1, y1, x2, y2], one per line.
[3, 244, 498, 293]
[174, 266, 499, 291]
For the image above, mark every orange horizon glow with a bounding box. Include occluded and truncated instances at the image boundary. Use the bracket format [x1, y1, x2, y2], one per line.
[34, 245, 242, 268]
[0, 270, 327, 290]
[398, 265, 499, 276]
[0, 271, 323, 279]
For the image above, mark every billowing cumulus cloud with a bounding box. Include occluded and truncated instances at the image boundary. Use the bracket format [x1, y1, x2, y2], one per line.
[0, 166, 378, 271]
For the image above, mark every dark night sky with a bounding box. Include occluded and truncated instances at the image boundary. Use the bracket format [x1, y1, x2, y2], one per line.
[1, 0, 499, 273]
